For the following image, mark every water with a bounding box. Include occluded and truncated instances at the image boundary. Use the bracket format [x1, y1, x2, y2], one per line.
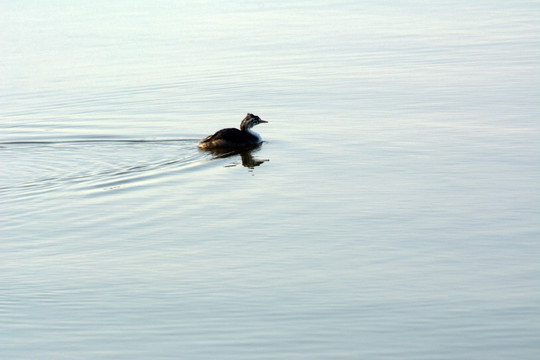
[2, 1, 540, 359]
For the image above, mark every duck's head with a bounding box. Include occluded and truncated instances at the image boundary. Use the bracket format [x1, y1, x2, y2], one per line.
[240, 113, 268, 131]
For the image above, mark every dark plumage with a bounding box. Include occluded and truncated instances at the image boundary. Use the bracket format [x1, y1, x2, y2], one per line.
[198, 113, 268, 149]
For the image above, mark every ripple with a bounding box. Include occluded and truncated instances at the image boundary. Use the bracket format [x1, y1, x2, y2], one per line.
[0, 138, 200, 146]
[0, 138, 206, 199]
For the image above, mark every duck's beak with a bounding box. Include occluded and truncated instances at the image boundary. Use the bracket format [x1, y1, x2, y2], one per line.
[260, 119, 268, 124]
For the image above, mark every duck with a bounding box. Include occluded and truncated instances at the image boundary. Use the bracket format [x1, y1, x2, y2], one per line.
[198, 113, 268, 149]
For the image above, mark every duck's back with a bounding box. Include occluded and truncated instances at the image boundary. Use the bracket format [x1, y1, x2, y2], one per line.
[198, 128, 260, 149]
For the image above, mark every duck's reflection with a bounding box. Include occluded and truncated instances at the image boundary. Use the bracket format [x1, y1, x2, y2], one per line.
[201, 144, 269, 169]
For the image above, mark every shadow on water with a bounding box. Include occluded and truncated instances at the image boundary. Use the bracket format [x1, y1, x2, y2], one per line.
[199, 143, 269, 169]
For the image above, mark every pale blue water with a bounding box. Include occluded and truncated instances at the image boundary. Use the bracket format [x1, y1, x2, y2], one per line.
[1, 1, 540, 359]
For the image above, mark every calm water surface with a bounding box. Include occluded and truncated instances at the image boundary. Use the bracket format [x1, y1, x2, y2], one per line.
[1, 1, 540, 359]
